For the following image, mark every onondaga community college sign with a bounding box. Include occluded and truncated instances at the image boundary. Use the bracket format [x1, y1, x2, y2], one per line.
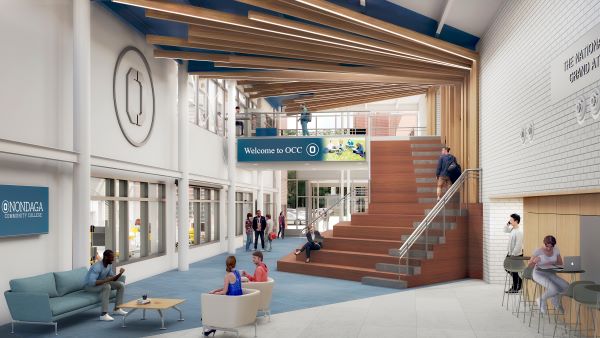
[0, 185, 49, 237]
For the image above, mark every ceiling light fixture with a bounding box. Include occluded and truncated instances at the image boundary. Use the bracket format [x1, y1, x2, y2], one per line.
[248, 11, 469, 70]
[294, 0, 476, 62]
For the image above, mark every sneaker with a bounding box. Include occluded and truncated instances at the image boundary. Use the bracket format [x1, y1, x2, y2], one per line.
[99, 313, 114, 321]
[113, 308, 128, 316]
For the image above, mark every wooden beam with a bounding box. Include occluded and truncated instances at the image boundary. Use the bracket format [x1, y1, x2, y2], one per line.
[287, 0, 478, 61]
[284, 87, 428, 105]
[236, 0, 474, 66]
[153, 49, 229, 62]
[285, 90, 426, 111]
[249, 83, 401, 98]
[189, 70, 459, 85]
[246, 10, 469, 69]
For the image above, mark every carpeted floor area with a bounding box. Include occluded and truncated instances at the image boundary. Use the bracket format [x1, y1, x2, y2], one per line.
[0, 236, 401, 338]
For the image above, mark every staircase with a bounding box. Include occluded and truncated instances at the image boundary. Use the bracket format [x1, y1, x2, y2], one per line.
[277, 137, 471, 289]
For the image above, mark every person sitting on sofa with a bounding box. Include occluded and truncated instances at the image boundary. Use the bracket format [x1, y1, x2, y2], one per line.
[205, 256, 243, 336]
[242, 251, 269, 282]
[294, 225, 323, 263]
[84, 249, 127, 321]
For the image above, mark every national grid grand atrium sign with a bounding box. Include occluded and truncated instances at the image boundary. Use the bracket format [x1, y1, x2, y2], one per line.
[237, 137, 366, 162]
[0, 185, 49, 237]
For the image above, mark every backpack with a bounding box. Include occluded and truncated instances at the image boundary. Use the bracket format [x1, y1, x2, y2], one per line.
[447, 158, 462, 183]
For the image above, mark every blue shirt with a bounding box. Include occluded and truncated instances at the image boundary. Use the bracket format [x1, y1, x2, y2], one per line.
[84, 261, 115, 287]
[226, 270, 243, 296]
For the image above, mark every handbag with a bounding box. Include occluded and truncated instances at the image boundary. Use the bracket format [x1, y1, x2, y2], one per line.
[269, 232, 277, 240]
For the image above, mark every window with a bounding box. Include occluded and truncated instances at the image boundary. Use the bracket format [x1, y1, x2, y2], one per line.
[90, 178, 166, 265]
[235, 192, 253, 236]
[188, 77, 197, 125]
[188, 186, 220, 246]
[263, 193, 273, 219]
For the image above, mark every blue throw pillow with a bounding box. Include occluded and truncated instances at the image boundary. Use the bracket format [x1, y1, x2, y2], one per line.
[10, 273, 58, 298]
[54, 268, 87, 296]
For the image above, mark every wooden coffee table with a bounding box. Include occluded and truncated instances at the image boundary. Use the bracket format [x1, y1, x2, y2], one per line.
[120, 298, 185, 330]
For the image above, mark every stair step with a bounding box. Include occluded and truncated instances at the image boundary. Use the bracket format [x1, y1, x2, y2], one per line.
[412, 221, 457, 230]
[293, 249, 402, 269]
[400, 234, 445, 244]
[424, 209, 466, 216]
[416, 177, 436, 183]
[277, 255, 399, 282]
[414, 168, 436, 174]
[388, 248, 433, 259]
[361, 276, 407, 289]
[414, 160, 438, 165]
[375, 263, 421, 275]
[412, 151, 440, 157]
[417, 187, 436, 193]
[369, 202, 434, 214]
[333, 224, 420, 239]
[411, 144, 444, 149]
[351, 213, 424, 226]
[323, 236, 401, 254]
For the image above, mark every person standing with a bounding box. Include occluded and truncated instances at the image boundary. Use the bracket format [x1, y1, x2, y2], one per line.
[265, 214, 274, 252]
[504, 213, 524, 293]
[299, 103, 310, 136]
[253, 210, 267, 251]
[435, 146, 456, 201]
[244, 212, 253, 252]
[84, 250, 127, 321]
[234, 106, 244, 136]
[278, 211, 286, 239]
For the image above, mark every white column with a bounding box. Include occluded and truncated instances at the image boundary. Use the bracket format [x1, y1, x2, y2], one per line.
[219, 186, 227, 250]
[257, 170, 264, 213]
[73, 0, 91, 269]
[226, 80, 237, 254]
[177, 62, 190, 271]
[346, 169, 351, 217]
[339, 170, 345, 221]
[275, 170, 282, 221]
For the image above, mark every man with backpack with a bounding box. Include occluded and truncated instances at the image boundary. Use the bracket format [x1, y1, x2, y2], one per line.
[299, 103, 311, 136]
[435, 146, 459, 201]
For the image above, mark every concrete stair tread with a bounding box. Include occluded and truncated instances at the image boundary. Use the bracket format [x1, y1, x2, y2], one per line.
[324, 235, 401, 245]
[361, 276, 408, 289]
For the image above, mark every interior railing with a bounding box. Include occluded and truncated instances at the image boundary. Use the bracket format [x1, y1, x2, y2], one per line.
[301, 187, 367, 234]
[396, 168, 482, 278]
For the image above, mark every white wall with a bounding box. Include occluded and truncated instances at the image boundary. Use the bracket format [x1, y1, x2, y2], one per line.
[479, 0, 600, 283]
[0, 1, 278, 325]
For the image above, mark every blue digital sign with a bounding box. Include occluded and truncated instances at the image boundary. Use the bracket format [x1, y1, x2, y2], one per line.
[238, 137, 366, 162]
[0, 185, 49, 237]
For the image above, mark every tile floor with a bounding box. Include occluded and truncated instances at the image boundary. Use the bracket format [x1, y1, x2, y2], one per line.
[149, 279, 557, 338]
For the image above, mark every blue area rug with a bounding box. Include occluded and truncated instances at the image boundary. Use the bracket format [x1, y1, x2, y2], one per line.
[0, 237, 399, 338]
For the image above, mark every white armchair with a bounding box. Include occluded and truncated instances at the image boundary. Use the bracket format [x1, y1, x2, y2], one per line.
[201, 288, 261, 338]
[245, 277, 274, 321]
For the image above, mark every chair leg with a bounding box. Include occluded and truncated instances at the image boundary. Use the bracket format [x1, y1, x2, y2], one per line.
[54, 322, 57, 336]
[502, 273, 508, 308]
[255, 321, 258, 338]
[11, 321, 14, 334]
[530, 283, 538, 328]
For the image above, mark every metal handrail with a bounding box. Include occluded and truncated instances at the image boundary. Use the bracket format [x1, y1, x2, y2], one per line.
[396, 168, 481, 273]
[301, 188, 356, 234]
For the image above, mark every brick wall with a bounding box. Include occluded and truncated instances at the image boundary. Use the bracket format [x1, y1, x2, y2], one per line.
[479, 0, 600, 283]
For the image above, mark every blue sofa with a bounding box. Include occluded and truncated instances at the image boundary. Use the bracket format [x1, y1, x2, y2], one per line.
[4, 268, 125, 335]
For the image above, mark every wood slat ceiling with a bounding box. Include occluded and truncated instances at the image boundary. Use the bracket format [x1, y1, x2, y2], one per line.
[114, 0, 478, 111]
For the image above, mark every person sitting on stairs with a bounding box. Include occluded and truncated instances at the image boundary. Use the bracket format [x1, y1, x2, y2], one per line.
[294, 224, 323, 263]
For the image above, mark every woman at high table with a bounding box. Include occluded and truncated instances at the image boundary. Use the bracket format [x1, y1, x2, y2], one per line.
[528, 235, 568, 314]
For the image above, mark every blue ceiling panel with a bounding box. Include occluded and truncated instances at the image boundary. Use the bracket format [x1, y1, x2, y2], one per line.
[438, 25, 479, 51]
[325, 0, 479, 50]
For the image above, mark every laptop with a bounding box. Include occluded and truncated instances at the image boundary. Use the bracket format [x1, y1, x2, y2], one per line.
[560, 256, 581, 272]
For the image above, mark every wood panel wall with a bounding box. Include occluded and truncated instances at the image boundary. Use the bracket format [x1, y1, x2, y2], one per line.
[523, 193, 600, 332]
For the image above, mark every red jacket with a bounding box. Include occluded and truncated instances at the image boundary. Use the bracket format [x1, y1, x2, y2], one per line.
[246, 262, 269, 282]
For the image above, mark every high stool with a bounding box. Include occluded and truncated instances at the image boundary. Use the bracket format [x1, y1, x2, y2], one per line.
[503, 256, 525, 311]
[528, 276, 558, 334]
[519, 266, 536, 323]
[552, 281, 595, 338]
[573, 284, 600, 338]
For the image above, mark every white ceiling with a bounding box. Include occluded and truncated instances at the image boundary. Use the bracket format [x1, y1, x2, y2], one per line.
[385, 0, 505, 37]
